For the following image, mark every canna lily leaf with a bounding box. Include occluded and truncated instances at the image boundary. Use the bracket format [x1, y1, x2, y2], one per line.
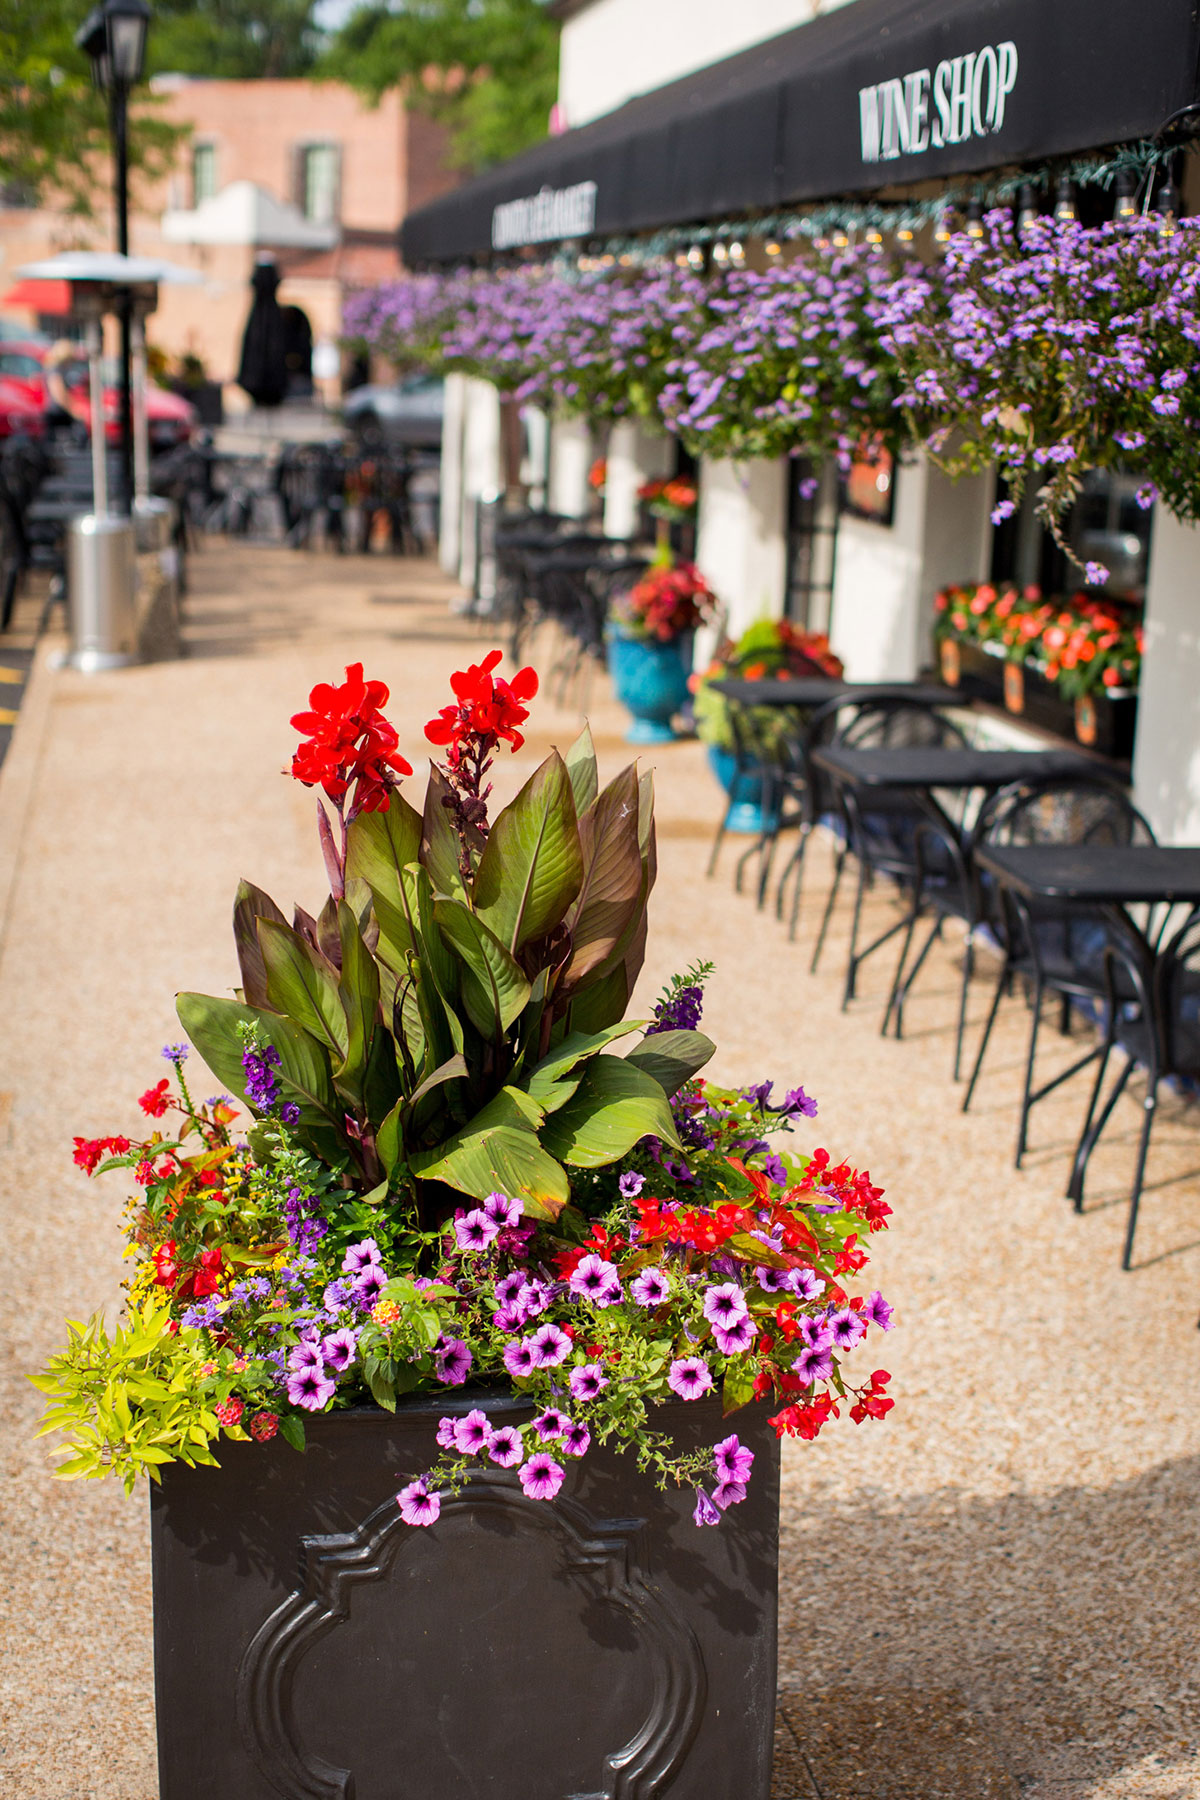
[410, 1086, 570, 1221]
[558, 763, 644, 994]
[336, 900, 380, 1098]
[473, 751, 583, 954]
[257, 918, 348, 1061]
[346, 790, 423, 899]
[433, 897, 531, 1038]
[540, 1054, 682, 1168]
[522, 1021, 646, 1097]
[563, 721, 599, 816]
[624, 1029, 716, 1097]
[175, 993, 346, 1158]
[421, 764, 472, 899]
[232, 880, 288, 1010]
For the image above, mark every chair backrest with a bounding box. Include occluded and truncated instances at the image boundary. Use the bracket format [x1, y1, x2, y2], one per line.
[980, 775, 1156, 850]
[836, 698, 967, 750]
[1157, 905, 1200, 1079]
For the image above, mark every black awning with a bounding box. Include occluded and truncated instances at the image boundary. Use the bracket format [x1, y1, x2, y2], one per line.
[401, 0, 1200, 264]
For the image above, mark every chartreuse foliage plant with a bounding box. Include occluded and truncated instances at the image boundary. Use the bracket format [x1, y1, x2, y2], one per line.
[36, 656, 896, 1528]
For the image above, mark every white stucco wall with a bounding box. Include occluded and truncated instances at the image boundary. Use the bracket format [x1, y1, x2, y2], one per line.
[558, 0, 858, 128]
[1132, 510, 1200, 843]
[829, 458, 992, 680]
[603, 421, 673, 539]
[695, 457, 788, 641]
[438, 372, 467, 576]
[457, 377, 502, 591]
[548, 415, 593, 518]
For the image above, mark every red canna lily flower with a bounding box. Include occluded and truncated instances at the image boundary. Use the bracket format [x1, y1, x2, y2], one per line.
[424, 650, 538, 759]
[290, 663, 412, 816]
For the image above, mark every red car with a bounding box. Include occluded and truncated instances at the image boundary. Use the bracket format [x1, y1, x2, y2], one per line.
[0, 373, 45, 439]
[0, 340, 196, 448]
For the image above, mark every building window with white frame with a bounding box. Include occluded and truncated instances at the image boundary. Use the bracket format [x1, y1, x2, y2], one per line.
[191, 141, 218, 208]
[298, 143, 340, 225]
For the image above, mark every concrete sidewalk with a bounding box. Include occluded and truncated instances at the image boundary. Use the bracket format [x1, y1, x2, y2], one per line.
[1, 541, 1198, 1799]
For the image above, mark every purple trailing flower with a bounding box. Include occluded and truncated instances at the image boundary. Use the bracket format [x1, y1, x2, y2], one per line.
[353, 1264, 387, 1308]
[161, 1043, 189, 1065]
[668, 1356, 713, 1400]
[503, 1338, 538, 1378]
[322, 1278, 353, 1313]
[647, 983, 704, 1034]
[693, 1489, 721, 1527]
[713, 1479, 747, 1511]
[702, 1282, 748, 1330]
[791, 1343, 834, 1387]
[287, 1339, 325, 1374]
[561, 1420, 590, 1458]
[827, 1306, 867, 1351]
[493, 1272, 526, 1307]
[435, 1416, 458, 1451]
[631, 1267, 670, 1308]
[760, 1153, 788, 1186]
[786, 1267, 826, 1302]
[532, 1408, 570, 1441]
[755, 1265, 789, 1294]
[519, 1453, 565, 1501]
[864, 1290, 895, 1330]
[320, 1328, 359, 1371]
[180, 1296, 223, 1330]
[493, 1304, 523, 1333]
[242, 1043, 282, 1112]
[618, 1170, 645, 1198]
[435, 1339, 473, 1386]
[452, 1410, 493, 1455]
[713, 1434, 754, 1485]
[285, 1364, 336, 1410]
[568, 1253, 622, 1308]
[517, 1278, 553, 1319]
[397, 1478, 441, 1527]
[712, 1315, 758, 1356]
[569, 1362, 608, 1401]
[488, 1425, 524, 1468]
[798, 1315, 834, 1352]
[776, 1086, 818, 1119]
[482, 1191, 521, 1228]
[454, 1209, 499, 1252]
[279, 1102, 301, 1127]
[529, 1322, 572, 1367]
[342, 1239, 381, 1275]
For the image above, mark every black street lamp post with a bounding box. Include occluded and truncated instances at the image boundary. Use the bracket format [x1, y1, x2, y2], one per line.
[75, 0, 151, 517]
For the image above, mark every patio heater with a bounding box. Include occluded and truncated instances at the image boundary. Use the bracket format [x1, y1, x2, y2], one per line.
[74, 0, 151, 517]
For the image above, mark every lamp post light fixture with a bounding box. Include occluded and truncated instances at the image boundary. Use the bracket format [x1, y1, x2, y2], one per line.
[74, 0, 151, 517]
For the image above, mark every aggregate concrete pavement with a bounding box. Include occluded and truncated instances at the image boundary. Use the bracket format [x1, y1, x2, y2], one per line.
[1, 542, 1197, 1799]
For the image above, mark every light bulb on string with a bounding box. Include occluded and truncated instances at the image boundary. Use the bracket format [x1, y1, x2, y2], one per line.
[965, 199, 985, 239]
[729, 240, 746, 267]
[1114, 170, 1138, 221]
[687, 245, 704, 269]
[1155, 172, 1180, 237]
[765, 240, 783, 257]
[933, 205, 955, 245]
[866, 225, 884, 246]
[896, 224, 915, 243]
[1016, 183, 1040, 232]
[1054, 175, 1077, 223]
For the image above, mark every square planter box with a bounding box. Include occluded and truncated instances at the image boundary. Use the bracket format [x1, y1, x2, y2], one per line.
[151, 1391, 781, 1800]
[937, 639, 1136, 762]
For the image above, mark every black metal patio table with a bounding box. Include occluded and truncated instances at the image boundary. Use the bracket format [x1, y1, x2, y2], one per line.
[710, 677, 957, 708]
[971, 843, 1200, 910]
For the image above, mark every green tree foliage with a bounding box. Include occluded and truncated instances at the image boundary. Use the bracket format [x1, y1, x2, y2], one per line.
[322, 0, 559, 170]
[148, 0, 324, 79]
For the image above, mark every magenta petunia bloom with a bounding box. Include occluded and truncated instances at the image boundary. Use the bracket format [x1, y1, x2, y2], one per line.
[786, 1267, 825, 1302]
[397, 1478, 441, 1527]
[353, 1264, 387, 1306]
[483, 1191, 522, 1228]
[712, 1314, 757, 1356]
[798, 1314, 834, 1352]
[703, 1282, 749, 1330]
[455, 1209, 499, 1252]
[530, 1322, 571, 1367]
[517, 1277, 553, 1319]
[488, 1425, 524, 1468]
[452, 1409, 493, 1455]
[827, 1306, 866, 1351]
[342, 1237, 381, 1274]
[568, 1253, 622, 1308]
[561, 1420, 590, 1458]
[493, 1271, 525, 1307]
[631, 1267, 669, 1308]
[713, 1479, 747, 1511]
[713, 1434, 754, 1485]
[320, 1327, 359, 1372]
[693, 1489, 720, 1527]
[791, 1343, 834, 1387]
[493, 1304, 523, 1334]
[287, 1339, 324, 1373]
[667, 1356, 712, 1400]
[618, 1170, 645, 1198]
[864, 1290, 895, 1330]
[519, 1452, 564, 1501]
[568, 1362, 608, 1401]
[285, 1364, 336, 1411]
[503, 1338, 538, 1378]
[532, 1408, 569, 1441]
[435, 1338, 473, 1386]
[435, 1416, 458, 1450]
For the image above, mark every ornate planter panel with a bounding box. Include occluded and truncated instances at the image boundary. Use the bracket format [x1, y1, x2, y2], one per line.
[151, 1393, 780, 1800]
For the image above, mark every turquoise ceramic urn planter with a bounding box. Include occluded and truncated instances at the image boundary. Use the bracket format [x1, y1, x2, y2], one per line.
[606, 624, 692, 744]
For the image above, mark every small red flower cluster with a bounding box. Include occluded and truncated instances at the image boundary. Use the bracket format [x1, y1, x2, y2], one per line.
[425, 650, 539, 764]
[72, 1134, 132, 1175]
[153, 1239, 224, 1299]
[138, 1078, 172, 1118]
[290, 662, 413, 815]
[620, 562, 716, 642]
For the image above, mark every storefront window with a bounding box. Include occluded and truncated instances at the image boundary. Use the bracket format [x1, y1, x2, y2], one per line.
[785, 457, 838, 632]
[990, 468, 1153, 605]
[299, 144, 340, 225]
[191, 142, 217, 208]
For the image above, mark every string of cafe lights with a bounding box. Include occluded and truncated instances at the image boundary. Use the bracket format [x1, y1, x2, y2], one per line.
[565, 138, 1189, 274]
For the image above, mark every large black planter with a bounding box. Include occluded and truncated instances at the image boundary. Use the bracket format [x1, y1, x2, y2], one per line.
[151, 1390, 780, 1799]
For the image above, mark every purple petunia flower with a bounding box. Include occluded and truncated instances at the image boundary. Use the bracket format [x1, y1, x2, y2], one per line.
[713, 1479, 747, 1511]
[777, 1085, 818, 1119]
[713, 1434, 754, 1485]
[452, 1410, 493, 1456]
[619, 1171, 645, 1198]
[353, 1264, 387, 1307]
[786, 1267, 826, 1302]
[568, 1253, 622, 1308]
[342, 1239, 381, 1275]
[493, 1271, 526, 1307]
[791, 1343, 834, 1387]
[533, 1407, 570, 1440]
[482, 1191, 521, 1228]
[285, 1364, 336, 1411]
[668, 1356, 713, 1400]
[488, 1425, 524, 1468]
[287, 1339, 325, 1373]
[703, 1282, 748, 1330]
[320, 1328, 359, 1372]
[798, 1314, 834, 1352]
[436, 1416, 458, 1451]
[561, 1420, 590, 1458]
[693, 1489, 721, 1527]
[755, 1265, 789, 1293]
[517, 1277, 552, 1319]
[503, 1338, 538, 1378]
[397, 1478, 441, 1527]
[530, 1322, 572, 1367]
[631, 1267, 670, 1308]
[493, 1304, 523, 1334]
[435, 1339, 473, 1386]
[712, 1315, 758, 1356]
[455, 1209, 500, 1253]
[323, 1278, 353, 1312]
[827, 1307, 866, 1351]
[864, 1290, 895, 1330]
[569, 1362, 608, 1401]
[519, 1453, 565, 1501]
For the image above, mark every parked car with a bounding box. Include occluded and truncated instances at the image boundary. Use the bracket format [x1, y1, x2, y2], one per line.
[0, 342, 196, 448]
[342, 373, 444, 449]
[0, 375, 45, 439]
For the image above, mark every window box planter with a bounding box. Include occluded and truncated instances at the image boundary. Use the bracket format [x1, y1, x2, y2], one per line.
[151, 1392, 781, 1800]
[937, 638, 1136, 761]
